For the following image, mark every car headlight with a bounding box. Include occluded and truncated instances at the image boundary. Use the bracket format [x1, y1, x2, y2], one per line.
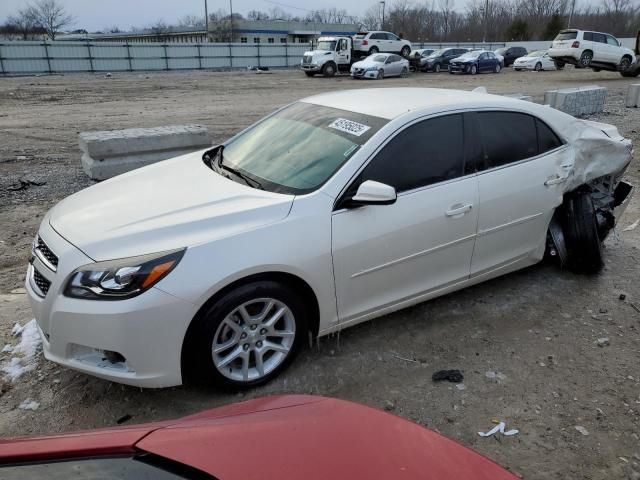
[365, 66, 378, 72]
[64, 249, 185, 300]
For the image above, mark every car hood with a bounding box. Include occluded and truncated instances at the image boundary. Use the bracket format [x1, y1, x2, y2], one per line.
[515, 56, 539, 62]
[352, 58, 383, 68]
[452, 56, 476, 63]
[48, 150, 294, 261]
[303, 49, 332, 60]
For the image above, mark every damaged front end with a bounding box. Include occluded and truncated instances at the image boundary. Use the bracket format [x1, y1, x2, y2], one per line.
[547, 118, 634, 271]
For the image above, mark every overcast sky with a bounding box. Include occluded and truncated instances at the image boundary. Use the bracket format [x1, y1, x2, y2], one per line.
[0, 0, 383, 31]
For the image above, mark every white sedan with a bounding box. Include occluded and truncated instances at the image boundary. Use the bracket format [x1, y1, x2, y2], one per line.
[351, 53, 409, 79]
[513, 50, 557, 71]
[27, 88, 633, 389]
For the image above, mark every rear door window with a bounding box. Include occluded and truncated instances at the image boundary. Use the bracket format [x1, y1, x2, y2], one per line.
[555, 30, 578, 40]
[593, 33, 606, 43]
[536, 119, 564, 153]
[476, 112, 538, 169]
[583, 32, 594, 41]
[360, 114, 466, 192]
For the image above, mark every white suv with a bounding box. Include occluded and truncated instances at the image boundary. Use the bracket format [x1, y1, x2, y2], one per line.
[549, 29, 635, 71]
[353, 31, 412, 58]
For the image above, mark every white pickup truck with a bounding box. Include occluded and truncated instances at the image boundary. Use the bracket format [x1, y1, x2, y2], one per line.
[300, 36, 355, 77]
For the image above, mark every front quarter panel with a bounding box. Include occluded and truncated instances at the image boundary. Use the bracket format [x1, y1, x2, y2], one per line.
[155, 193, 338, 332]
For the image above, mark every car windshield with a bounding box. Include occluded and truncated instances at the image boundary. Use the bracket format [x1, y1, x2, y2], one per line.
[220, 102, 388, 194]
[317, 40, 337, 51]
[372, 54, 388, 62]
[555, 31, 577, 40]
[427, 49, 446, 57]
[527, 50, 546, 57]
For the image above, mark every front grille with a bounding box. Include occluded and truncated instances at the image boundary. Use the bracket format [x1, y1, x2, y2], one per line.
[35, 236, 58, 271]
[302, 55, 312, 64]
[33, 267, 51, 296]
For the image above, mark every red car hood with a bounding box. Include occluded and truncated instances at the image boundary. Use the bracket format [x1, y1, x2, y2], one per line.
[0, 395, 518, 480]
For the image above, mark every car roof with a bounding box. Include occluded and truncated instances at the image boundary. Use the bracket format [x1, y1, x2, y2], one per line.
[302, 88, 546, 120]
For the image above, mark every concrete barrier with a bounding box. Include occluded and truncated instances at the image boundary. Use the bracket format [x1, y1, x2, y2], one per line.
[544, 85, 607, 117]
[625, 84, 640, 107]
[80, 125, 212, 180]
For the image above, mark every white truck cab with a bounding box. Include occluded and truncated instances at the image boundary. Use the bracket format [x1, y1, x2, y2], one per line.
[301, 36, 353, 77]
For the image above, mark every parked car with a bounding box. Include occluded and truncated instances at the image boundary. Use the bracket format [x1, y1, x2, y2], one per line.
[352, 31, 412, 57]
[421, 47, 469, 72]
[27, 88, 633, 389]
[0, 395, 519, 480]
[549, 29, 635, 72]
[513, 50, 557, 71]
[351, 53, 409, 79]
[409, 48, 435, 71]
[449, 50, 502, 74]
[495, 46, 528, 66]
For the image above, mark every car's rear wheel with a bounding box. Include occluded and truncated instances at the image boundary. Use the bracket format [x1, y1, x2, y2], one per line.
[470, 64, 477, 75]
[400, 66, 408, 77]
[563, 193, 604, 273]
[579, 50, 593, 67]
[401, 46, 411, 58]
[377, 68, 384, 79]
[434, 63, 441, 73]
[183, 281, 307, 388]
[535, 62, 542, 71]
[369, 46, 379, 54]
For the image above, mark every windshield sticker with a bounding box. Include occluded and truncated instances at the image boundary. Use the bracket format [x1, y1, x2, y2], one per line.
[329, 118, 371, 137]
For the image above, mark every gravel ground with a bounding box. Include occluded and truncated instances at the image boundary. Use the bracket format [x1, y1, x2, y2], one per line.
[1, 67, 639, 479]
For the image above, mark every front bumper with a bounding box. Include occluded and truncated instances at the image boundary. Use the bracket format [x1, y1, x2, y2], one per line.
[513, 63, 536, 70]
[351, 68, 378, 79]
[449, 63, 471, 74]
[300, 64, 321, 73]
[26, 221, 196, 388]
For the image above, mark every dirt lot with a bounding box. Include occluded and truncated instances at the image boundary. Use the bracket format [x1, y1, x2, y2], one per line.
[1, 67, 640, 479]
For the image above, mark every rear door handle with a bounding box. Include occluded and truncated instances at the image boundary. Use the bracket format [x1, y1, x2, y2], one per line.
[446, 203, 473, 217]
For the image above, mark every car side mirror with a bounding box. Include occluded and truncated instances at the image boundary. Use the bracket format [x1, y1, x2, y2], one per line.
[349, 180, 397, 207]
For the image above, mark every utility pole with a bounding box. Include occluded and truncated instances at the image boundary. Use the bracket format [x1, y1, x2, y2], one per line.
[567, 0, 576, 27]
[229, 0, 234, 43]
[482, 0, 489, 44]
[204, 0, 209, 42]
[380, 1, 385, 30]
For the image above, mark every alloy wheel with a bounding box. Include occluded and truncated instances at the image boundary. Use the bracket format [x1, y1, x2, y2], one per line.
[212, 298, 296, 382]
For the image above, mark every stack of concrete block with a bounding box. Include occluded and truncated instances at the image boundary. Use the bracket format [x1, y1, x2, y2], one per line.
[544, 85, 607, 117]
[80, 125, 212, 180]
[625, 84, 640, 107]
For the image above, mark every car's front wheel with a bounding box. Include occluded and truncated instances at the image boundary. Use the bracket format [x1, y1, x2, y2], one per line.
[377, 68, 384, 79]
[470, 64, 477, 75]
[494, 63, 501, 73]
[183, 280, 307, 388]
[534, 62, 542, 71]
[400, 66, 408, 77]
[434, 63, 441, 72]
[563, 193, 604, 273]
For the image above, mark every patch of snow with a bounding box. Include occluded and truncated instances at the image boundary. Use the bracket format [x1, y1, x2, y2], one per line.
[623, 219, 639, 232]
[18, 399, 40, 411]
[11, 323, 23, 336]
[2, 344, 13, 353]
[2, 319, 42, 382]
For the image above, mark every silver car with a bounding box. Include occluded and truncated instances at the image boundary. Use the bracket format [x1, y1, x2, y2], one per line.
[350, 53, 410, 80]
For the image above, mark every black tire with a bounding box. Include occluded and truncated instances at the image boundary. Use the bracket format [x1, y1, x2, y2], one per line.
[182, 280, 308, 389]
[377, 68, 384, 80]
[434, 63, 441, 73]
[369, 46, 379, 54]
[400, 46, 411, 58]
[494, 63, 501, 73]
[400, 66, 408, 77]
[534, 62, 542, 71]
[470, 64, 477, 75]
[563, 193, 604, 274]
[555, 61, 565, 70]
[620, 56, 632, 71]
[579, 50, 593, 67]
[304, 71, 314, 77]
[322, 62, 336, 77]
[621, 68, 640, 77]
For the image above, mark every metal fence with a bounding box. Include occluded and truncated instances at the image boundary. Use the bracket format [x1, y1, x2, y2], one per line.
[0, 41, 312, 75]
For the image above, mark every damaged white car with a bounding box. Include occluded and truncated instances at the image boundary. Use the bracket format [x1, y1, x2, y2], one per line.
[27, 88, 633, 389]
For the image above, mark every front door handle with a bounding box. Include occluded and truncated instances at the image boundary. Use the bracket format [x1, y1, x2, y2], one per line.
[446, 203, 473, 217]
[544, 175, 569, 186]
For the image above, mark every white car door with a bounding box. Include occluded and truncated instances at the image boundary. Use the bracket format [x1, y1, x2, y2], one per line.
[386, 32, 401, 52]
[469, 111, 571, 279]
[604, 34, 622, 63]
[371, 33, 386, 52]
[332, 113, 479, 323]
[336, 38, 350, 67]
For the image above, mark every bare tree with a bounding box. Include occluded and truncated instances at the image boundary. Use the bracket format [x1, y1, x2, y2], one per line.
[30, 0, 73, 40]
[439, 0, 455, 40]
[178, 14, 205, 28]
[6, 6, 41, 40]
[360, 4, 383, 30]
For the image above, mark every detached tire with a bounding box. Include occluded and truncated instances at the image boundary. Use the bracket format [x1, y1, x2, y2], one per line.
[182, 280, 308, 389]
[563, 193, 603, 273]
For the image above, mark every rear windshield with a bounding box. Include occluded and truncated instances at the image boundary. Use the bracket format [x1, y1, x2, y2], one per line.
[495, 48, 507, 54]
[555, 30, 577, 40]
[355, 33, 367, 38]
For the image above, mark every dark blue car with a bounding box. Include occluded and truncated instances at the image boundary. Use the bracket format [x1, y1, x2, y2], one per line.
[448, 50, 502, 75]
